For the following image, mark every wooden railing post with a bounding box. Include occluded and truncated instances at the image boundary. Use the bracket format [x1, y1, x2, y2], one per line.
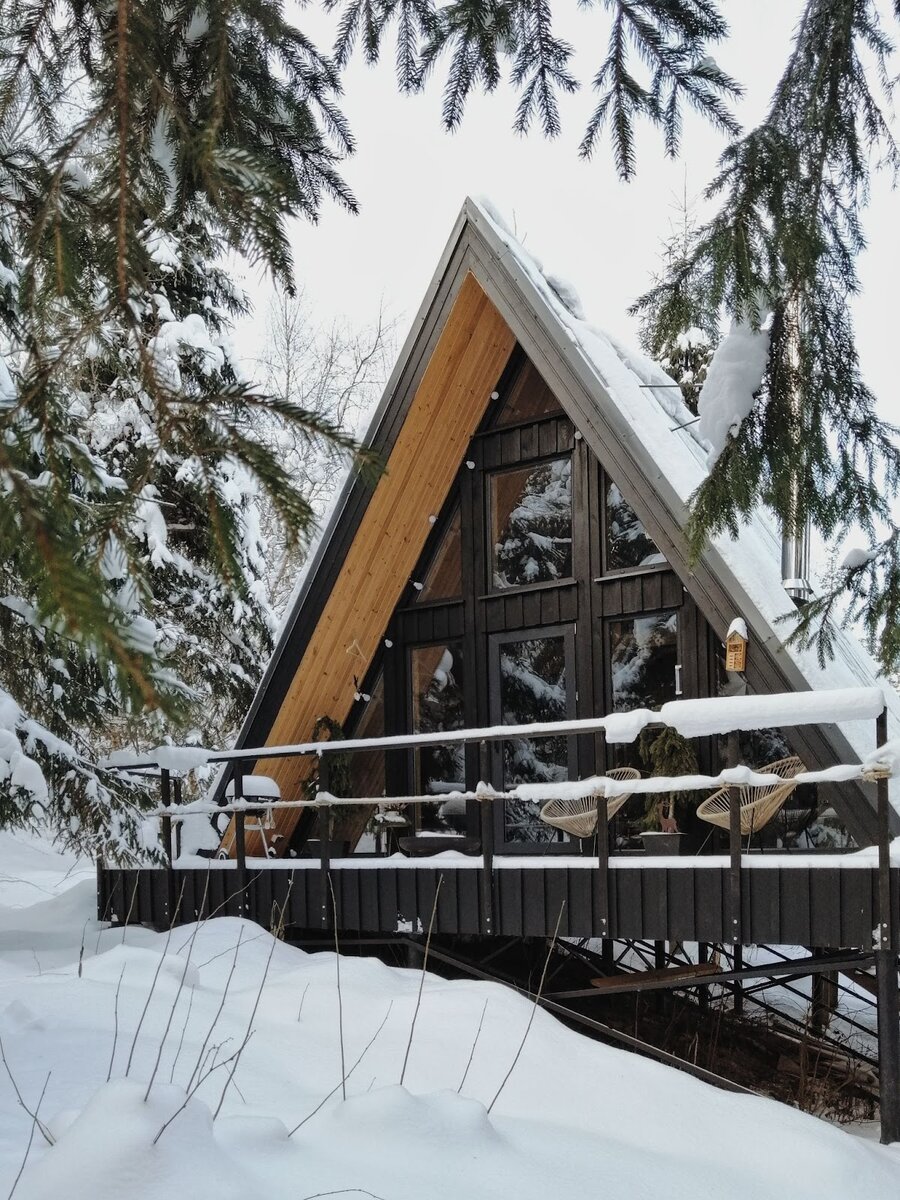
[479, 741, 494, 936]
[876, 708, 892, 952]
[873, 707, 900, 1144]
[318, 752, 332, 931]
[160, 769, 175, 920]
[728, 785, 742, 945]
[234, 769, 247, 916]
[595, 792, 610, 940]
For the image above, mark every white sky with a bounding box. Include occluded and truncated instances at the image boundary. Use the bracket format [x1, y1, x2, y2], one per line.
[233, 0, 899, 432]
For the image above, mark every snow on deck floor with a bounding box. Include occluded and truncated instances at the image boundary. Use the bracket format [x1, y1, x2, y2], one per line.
[172, 844, 900, 869]
[2, 830, 899, 1199]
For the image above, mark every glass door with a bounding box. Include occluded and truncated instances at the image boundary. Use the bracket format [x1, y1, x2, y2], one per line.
[489, 626, 576, 851]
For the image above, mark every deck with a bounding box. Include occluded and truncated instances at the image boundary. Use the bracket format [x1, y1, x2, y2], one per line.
[97, 852, 900, 948]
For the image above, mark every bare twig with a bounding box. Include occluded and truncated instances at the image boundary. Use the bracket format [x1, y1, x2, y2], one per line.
[301, 1191, 388, 1200]
[0, 1037, 54, 1147]
[289, 1002, 394, 1135]
[107, 966, 126, 1081]
[457, 999, 489, 1095]
[328, 874, 346, 1101]
[212, 886, 291, 1118]
[168, 987, 195, 1085]
[120, 872, 140, 945]
[124, 880, 185, 1077]
[77, 918, 89, 978]
[154, 1039, 248, 1144]
[400, 875, 443, 1087]
[297, 981, 310, 1021]
[186, 927, 244, 1092]
[300, 1192, 388, 1200]
[7, 1071, 50, 1200]
[144, 875, 210, 1100]
[488, 902, 565, 1114]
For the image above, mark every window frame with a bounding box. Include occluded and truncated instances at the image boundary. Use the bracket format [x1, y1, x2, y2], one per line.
[487, 622, 578, 853]
[598, 467, 668, 580]
[486, 451, 576, 596]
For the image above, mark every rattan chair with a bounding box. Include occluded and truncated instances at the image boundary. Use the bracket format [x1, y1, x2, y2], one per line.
[539, 767, 641, 838]
[696, 756, 805, 837]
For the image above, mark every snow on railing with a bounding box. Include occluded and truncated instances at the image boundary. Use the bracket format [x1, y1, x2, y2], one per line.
[104, 686, 889, 774]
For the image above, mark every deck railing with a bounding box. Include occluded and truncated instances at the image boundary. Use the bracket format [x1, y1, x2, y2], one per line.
[106, 686, 897, 951]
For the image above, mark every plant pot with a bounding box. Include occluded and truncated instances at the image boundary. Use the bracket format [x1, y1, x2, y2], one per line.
[640, 832, 684, 856]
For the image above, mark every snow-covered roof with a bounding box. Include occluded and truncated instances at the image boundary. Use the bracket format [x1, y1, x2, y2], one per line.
[465, 197, 900, 807]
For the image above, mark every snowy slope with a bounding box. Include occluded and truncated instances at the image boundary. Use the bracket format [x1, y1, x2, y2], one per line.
[0, 831, 898, 1199]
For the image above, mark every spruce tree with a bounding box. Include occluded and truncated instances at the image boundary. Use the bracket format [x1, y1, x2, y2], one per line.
[0, 4, 376, 853]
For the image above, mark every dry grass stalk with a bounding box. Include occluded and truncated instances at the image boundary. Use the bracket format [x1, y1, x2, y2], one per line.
[289, 1001, 395, 1135]
[124, 880, 186, 1078]
[399, 874, 444, 1087]
[488, 901, 565, 1114]
[457, 999, 489, 1094]
[7, 1071, 50, 1200]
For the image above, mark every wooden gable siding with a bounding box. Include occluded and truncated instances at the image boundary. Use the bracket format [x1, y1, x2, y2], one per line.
[234, 274, 515, 849]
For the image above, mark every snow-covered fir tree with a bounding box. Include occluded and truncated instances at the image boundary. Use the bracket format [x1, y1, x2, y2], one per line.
[638, 187, 719, 415]
[0, 5, 375, 856]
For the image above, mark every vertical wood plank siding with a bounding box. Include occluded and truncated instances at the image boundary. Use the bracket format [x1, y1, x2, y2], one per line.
[98, 864, 897, 948]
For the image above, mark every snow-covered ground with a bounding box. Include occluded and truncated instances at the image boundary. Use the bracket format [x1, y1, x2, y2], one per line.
[1, 830, 898, 1199]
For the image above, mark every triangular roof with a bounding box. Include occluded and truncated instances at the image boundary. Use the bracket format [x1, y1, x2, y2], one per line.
[227, 197, 900, 842]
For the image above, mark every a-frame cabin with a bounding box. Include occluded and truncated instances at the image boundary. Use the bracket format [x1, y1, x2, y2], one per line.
[214, 197, 899, 855]
[100, 201, 900, 1138]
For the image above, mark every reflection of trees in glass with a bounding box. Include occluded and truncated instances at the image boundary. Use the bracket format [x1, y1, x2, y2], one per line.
[410, 644, 465, 829]
[610, 613, 678, 712]
[492, 458, 572, 589]
[605, 482, 666, 571]
[499, 636, 568, 843]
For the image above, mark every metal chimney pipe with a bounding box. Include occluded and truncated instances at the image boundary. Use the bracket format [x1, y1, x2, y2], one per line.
[781, 518, 812, 605]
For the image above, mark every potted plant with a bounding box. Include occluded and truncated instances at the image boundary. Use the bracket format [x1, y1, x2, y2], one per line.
[636, 727, 698, 856]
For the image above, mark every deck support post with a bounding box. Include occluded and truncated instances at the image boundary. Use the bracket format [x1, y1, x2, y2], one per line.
[600, 939, 615, 977]
[318, 753, 332, 931]
[596, 794, 609, 940]
[876, 948, 900, 1144]
[233, 767, 247, 917]
[479, 742, 494, 936]
[160, 769, 175, 922]
[875, 707, 900, 1144]
[876, 709, 892, 953]
[697, 943, 710, 1012]
[728, 786, 742, 946]
[731, 944, 743, 1017]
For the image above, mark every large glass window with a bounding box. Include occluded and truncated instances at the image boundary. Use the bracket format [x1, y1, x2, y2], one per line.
[410, 644, 466, 828]
[498, 635, 569, 844]
[604, 480, 666, 572]
[492, 359, 562, 427]
[490, 457, 573, 589]
[415, 506, 462, 604]
[609, 612, 678, 712]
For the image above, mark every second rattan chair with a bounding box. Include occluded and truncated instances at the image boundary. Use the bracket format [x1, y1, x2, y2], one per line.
[539, 767, 641, 838]
[696, 756, 804, 837]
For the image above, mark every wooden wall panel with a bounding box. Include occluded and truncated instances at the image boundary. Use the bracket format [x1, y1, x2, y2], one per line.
[226, 274, 515, 851]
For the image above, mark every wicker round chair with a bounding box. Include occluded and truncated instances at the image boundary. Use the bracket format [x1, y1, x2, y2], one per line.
[539, 767, 641, 838]
[696, 756, 805, 837]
